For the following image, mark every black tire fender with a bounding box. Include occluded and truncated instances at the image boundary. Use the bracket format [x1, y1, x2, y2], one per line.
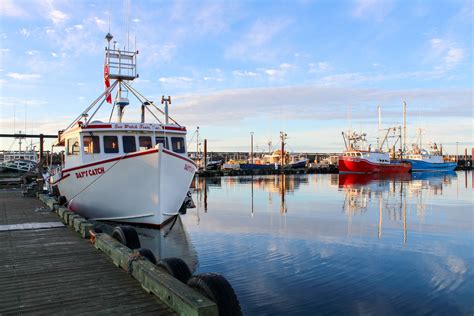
[187, 273, 242, 316]
[112, 225, 141, 250]
[136, 248, 157, 265]
[58, 195, 67, 206]
[156, 257, 192, 284]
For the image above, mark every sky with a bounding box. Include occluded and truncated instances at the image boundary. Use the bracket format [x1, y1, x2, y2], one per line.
[0, 0, 472, 154]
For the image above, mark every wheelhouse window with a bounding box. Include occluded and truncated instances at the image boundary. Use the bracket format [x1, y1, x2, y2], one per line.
[83, 136, 100, 154]
[123, 136, 137, 153]
[171, 137, 186, 153]
[104, 136, 119, 153]
[67, 137, 80, 155]
[155, 136, 169, 149]
[139, 136, 152, 151]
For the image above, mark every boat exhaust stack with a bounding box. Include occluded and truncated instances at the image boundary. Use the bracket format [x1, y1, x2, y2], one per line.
[162, 96, 171, 125]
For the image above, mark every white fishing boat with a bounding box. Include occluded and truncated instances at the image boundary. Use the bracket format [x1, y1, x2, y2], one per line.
[50, 33, 197, 227]
[0, 148, 38, 173]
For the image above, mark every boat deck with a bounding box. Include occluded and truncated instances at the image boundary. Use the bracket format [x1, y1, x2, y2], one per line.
[0, 190, 175, 315]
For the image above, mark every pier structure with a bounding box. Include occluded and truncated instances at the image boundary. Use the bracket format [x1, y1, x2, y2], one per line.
[0, 191, 176, 314]
[0, 191, 220, 315]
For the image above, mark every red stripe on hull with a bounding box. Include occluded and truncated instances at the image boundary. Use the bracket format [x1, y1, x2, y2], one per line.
[61, 148, 197, 174]
[338, 157, 411, 174]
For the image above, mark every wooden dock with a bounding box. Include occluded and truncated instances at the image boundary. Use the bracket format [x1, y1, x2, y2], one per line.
[0, 190, 175, 315]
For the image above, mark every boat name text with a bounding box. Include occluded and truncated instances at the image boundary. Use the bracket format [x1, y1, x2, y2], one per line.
[184, 163, 194, 173]
[75, 167, 105, 179]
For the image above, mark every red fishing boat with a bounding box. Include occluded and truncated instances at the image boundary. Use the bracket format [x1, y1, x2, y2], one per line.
[338, 131, 411, 174]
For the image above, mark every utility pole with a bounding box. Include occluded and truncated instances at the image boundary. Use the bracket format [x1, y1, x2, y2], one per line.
[203, 139, 207, 169]
[280, 131, 287, 168]
[456, 142, 459, 162]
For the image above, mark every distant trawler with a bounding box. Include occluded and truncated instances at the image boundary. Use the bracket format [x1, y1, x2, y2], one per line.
[49, 33, 197, 227]
[403, 143, 456, 172]
[338, 130, 411, 174]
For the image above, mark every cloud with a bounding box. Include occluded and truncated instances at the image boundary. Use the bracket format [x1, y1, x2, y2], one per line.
[170, 85, 472, 131]
[427, 38, 465, 71]
[0, 48, 10, 57]
[19, 28, 30, 37]
[315, 69, 451, 86]
[352, 0, 395, 21]
[193, 3, 233, 35]
[49, 9, 68, 25]
[265, 69, 278, 76]
[0, 0, 28, 17]
[263, 63, 293, 77]
[226, 18, 292, 61]
[309, 62, 331, 73]
[6, 72, 41, 80]
[159, 76, 194, 84]
[0, 97, 47, 108]
[444, 48, 464, 69]
[233, 70, 259, 77]
[93, 17, 108, 31]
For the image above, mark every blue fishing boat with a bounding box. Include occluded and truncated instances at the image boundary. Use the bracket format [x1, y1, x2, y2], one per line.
[403, 144, 456, 172]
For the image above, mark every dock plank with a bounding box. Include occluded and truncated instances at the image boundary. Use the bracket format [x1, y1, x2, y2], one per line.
[0, 191, 176, 315]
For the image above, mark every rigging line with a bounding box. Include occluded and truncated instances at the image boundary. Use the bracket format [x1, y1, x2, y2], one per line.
[86, 96, 108, 125]
[108, 0, 111, 33]
[123, 82, 180, 125]
[120, 81, 162, 123]
[65, 80, 119, 131]
[144, 105, 163, 124]
[187, 129, 197, 150]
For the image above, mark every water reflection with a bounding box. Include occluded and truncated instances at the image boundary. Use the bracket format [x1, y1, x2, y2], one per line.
[181, 172, 473, 315]
[338, 172, 460, 244]
[135, 217, 198, 272]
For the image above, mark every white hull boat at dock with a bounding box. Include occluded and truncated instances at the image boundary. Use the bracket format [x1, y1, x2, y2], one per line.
[54, 132, 196, 227]
[50, 32, 197, 227]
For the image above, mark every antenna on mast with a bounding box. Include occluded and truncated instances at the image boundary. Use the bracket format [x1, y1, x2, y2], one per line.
[377, 105, 381, 149]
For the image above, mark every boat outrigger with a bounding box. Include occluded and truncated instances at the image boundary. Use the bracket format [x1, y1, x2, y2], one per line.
[50, 33, 197, 227]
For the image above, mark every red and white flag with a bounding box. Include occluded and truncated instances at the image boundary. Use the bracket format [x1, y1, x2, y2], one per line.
[104, 64, 112, 103]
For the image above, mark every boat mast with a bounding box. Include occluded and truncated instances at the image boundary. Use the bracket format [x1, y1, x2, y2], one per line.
[403, 101, 407, 158]
[377, 105, 382, 150]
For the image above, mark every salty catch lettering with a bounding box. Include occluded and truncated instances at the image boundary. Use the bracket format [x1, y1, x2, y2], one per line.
[75, 167, 105, 179]
[184, 164, 194, 172]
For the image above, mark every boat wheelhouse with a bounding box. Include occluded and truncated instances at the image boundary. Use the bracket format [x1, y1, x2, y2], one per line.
[50, 33, 197, 227]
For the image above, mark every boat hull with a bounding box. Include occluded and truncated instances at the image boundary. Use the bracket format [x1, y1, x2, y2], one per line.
[239, 163, 275, 170]
[338, 157, 411, 174]
[403, 159, 456, 172]
[284, 159, 308, 169]
[55, 148, 196, 226]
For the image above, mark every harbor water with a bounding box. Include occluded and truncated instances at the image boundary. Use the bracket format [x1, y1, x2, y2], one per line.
[140, 171, 473, 315]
